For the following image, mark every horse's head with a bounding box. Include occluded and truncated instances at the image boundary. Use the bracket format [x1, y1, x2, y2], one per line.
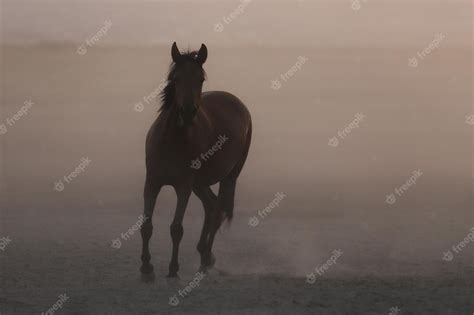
[168, 42, 207, 127]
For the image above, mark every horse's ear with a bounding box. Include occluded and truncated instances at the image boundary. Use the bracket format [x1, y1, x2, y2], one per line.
[196, 44, 207, 64]
[171, 42, 182, 63]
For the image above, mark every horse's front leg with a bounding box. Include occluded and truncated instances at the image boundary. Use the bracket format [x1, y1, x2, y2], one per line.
[168, 184, 192, 278]
[140, 177, 161, 274]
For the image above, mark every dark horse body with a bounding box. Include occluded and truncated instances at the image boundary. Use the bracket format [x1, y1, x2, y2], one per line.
[140, 43, 252, 277]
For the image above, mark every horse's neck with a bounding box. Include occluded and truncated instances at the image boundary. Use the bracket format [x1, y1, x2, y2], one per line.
[165, 103, 178, 129]
[160, 105, 186, 139]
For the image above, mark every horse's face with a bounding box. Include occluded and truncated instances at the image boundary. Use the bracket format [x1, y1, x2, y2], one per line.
[171, 42, 207, 127]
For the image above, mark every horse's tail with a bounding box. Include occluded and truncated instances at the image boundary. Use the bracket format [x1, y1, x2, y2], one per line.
[218, 180, 236, 224]
[223, 194, 234, 223]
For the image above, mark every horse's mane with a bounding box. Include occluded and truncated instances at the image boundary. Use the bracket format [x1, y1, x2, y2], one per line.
[159, 51, 206, 112]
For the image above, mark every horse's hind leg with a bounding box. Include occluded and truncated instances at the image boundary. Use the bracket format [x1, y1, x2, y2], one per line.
[219, 120, 252, 222]
[206, 121, 252, 265]
[193, 186, 218, 270]
[205, 178, 236, 265]
[204, 155, 248, 268]
[140, 177, 161, 274]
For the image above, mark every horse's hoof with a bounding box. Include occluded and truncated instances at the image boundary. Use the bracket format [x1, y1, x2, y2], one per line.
[202, 253, 216, 269]
[167, 271, 179, 278]
[140, 272, 155, 283]
[209, 253, 216, 268]
[140, 263, 154, 274]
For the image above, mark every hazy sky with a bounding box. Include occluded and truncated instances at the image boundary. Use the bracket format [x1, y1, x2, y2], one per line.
[1, 0, 472, 46]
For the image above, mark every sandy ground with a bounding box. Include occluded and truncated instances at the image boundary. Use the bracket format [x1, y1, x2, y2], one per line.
[1, 209, 473, 315]
[2, 272, 473, 315]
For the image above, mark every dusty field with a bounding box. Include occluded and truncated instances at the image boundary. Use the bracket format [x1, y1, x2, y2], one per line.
[1, 210, 473, 315]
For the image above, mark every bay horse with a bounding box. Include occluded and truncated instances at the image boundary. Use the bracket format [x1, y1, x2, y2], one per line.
[140, 42, 252, 277]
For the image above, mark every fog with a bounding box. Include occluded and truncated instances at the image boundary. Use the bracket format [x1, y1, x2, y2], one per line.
[2, 0, 472, 46]
[0, 1, 473, 314]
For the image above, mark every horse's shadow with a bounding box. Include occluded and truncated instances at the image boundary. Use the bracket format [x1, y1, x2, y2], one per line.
[139, 271, 183, 284]
[140, 272, 156, 283]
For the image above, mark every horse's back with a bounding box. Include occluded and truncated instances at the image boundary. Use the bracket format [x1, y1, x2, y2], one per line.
[202, 91, 250, 117]
[193, 91, 252, 185]
[201, 91, 251, 137]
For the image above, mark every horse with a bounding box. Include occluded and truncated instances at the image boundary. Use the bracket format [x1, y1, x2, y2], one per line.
[140, 42, 252, 277]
